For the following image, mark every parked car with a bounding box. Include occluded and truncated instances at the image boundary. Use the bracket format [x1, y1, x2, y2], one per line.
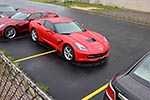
[103, 51, 150, 100]
[0, 10, 58, 39]
[30, 17, 110, 62]
[0, 4, 18, 18]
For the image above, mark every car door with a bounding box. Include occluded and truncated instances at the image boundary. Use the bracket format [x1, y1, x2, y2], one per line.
[17, 20, 30, 33]
[40, 20, 60, 49]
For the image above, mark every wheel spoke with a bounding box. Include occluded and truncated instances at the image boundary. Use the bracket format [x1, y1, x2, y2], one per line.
[7, 33, 11, 37]
[68, 53, 73, 58]
[65, 48, 70, 53]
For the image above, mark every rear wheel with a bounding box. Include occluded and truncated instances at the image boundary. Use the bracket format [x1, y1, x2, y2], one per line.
[4, 27, 17, 39]
[63, 45, 75, 61]
[31, 28, 38, 42]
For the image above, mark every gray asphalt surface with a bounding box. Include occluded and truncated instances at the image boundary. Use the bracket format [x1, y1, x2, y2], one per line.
[0, 0, 150, 100]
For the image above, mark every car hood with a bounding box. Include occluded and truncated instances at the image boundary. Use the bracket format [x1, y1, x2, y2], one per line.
[0, 17, 19, 24]
[60, 30, 109, 53]
[114, 75, 150, 100]
[0, 12, 16, 17]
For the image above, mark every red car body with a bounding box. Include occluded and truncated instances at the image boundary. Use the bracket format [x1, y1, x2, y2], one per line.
[0, 10, 58, 39]
[30, 17, 110, 62]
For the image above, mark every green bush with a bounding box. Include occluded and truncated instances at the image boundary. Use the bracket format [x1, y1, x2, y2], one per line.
[36, 82, 49, 94]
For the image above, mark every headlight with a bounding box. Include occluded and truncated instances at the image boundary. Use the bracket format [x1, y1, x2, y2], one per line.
[74, 42, 88, 51]
[104, 37, 108, 44]
[0, 24, 5, 28]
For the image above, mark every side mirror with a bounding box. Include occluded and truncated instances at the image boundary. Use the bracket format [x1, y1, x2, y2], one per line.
[15, 8, 19, 11]
[81, 24, 85, 28]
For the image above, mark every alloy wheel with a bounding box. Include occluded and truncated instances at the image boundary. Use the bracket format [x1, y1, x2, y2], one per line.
[31, 29, 38, 42]
[63, 45, 74, 61]
[5, 27, 16, 39]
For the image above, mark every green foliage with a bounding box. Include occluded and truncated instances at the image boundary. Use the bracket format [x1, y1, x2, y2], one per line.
[0, 49, 19, 67]
[0, 49, 13, 60]
[0, 49, 49, 94]
[58, 1, 100, 7]
[36, 82, 49, 94]
[57, 1, 125, 12]
[30, 0, 125, 12]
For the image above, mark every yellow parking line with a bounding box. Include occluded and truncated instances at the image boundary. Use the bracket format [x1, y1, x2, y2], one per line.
[82, 83, 108, 100]
[14, 50, 57, 63]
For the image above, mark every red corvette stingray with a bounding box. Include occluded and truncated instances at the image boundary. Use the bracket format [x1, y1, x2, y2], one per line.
[30, 17, 110, 62]
[0, 10, 58, 39]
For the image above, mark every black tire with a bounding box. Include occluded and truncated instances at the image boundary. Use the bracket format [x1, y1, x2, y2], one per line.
[31, 28, 38, 42]
[63, 45, 75, 61]
[4, 27, 17, 39]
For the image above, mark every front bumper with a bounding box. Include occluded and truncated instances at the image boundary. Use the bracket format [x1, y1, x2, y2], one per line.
[75, 50, 110, 62]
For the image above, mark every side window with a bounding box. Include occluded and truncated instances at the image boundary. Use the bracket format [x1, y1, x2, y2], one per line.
[41, 12, 46, 17]
[28, 13, 42, 19]
[41, 20, 46, 26]
[44, 21, 55, 32]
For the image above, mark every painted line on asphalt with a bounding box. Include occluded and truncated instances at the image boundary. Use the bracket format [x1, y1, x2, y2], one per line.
[14, 50, 57, 63]
[82, 83, 108, 100]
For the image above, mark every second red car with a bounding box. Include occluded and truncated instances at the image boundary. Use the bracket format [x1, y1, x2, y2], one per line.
[0, 10, 58, 39]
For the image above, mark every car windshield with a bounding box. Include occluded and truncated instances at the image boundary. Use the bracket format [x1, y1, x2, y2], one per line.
[54, 21, 85, 34]
[11, 12, 30, 20]
[0, 6, 16, 12]
[133, 57, 150, 82]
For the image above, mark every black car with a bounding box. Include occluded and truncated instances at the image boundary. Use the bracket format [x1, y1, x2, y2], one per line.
[103, 51, 150, 100]
[0, 5, 18, 18]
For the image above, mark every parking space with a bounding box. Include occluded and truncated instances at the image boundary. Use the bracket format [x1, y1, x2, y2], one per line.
[14, 47, 108, 99]
[14, 50, 57, 63]
[0, 36, 111, 100]
[1, 0, 150, 100]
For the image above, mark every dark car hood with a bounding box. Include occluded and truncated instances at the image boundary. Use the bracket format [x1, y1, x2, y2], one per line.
[114, 75, 150, 100]
[60, 30, 109, 53]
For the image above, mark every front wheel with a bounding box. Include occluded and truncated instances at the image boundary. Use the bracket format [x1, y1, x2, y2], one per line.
[4, 27, 17, 39]
[31, 28, 38, 42]
[63, 45, 75, 61]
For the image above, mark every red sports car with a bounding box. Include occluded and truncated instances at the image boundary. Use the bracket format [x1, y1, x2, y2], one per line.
[0, 10, 58, 39]
[30, 17, 110, 62]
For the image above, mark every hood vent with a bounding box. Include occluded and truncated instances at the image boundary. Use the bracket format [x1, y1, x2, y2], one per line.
[87, 38, 96, 42]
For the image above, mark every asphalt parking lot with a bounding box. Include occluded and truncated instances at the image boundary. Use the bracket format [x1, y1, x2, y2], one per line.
[0, 0, 150, 100]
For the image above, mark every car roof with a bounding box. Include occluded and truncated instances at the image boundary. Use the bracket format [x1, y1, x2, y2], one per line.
[46, 18, 74, 23]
